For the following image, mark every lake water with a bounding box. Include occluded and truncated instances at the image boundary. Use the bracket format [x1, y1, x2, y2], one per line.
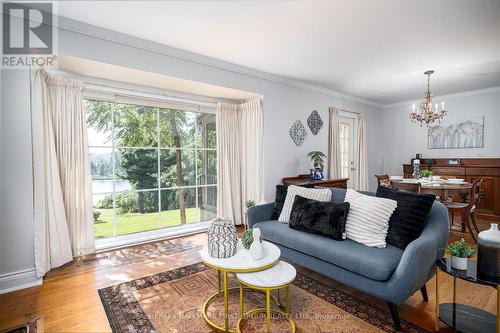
[92, 179, 132, 204]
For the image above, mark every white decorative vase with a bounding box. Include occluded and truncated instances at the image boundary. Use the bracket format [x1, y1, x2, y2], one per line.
[249, 228, 265, 260]
[451, 256, 468, 270]
[478, 223, 500, 280]
[207, 218, 238, 258]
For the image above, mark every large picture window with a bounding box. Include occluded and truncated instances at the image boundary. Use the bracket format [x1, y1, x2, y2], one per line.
[86, 99, 217, 239]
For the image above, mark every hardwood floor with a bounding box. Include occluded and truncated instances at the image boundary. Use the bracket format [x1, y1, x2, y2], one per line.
[0, 219, 496, 332]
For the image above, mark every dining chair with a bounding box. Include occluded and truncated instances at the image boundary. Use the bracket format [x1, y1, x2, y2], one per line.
[375, 175, 391, 188]
[445, 179, 483, 242]
[390, 181, 420, 193]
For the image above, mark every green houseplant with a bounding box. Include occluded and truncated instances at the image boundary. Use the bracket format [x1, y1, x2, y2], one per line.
[446, 238, 476, 270]
[243, 200, 255, 230]
[420, 169, 433, 180]
[307, 151, 326, 180]
[307, 151, 326, 170]
[241, 229, 254, 249]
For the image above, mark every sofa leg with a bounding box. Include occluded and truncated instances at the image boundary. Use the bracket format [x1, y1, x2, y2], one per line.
[387, 302, 402, 331]
[421, 284, 429, 302]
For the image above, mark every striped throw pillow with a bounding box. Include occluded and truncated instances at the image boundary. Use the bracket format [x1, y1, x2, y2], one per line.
[278, 185, 332, 223]
[344, 189, 397, 248]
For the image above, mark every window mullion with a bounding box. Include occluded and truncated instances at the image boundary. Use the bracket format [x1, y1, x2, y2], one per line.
[157, 107, 161, 229]
[111, 102, 117, 238]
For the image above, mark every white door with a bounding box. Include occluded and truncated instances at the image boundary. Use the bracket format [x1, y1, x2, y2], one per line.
[339, 116, 357, 189]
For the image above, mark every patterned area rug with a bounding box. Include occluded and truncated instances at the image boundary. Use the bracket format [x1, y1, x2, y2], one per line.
[99, 262, 428, 333]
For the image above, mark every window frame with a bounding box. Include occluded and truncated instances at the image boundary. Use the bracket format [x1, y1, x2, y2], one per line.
[86, 96, 217, 241]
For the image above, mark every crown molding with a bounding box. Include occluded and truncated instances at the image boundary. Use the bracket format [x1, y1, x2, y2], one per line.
[55, 16, 384, 108]
[383, 85, 500, 109]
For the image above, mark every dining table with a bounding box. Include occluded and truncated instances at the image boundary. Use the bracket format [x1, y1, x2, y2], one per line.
[390, 179, 473, 234]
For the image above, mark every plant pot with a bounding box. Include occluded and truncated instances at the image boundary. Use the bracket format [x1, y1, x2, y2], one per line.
[451, 256, 468, 270]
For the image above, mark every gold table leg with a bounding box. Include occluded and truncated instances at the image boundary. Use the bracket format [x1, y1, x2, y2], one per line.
[240, 284, 243, 318]
[435, 267, 440, 332]
[497, 286, 499, 333]
[218, 270, 222, 292]
[266, 289, 271, 333]
[285, 285, 290, 314]
[223, 271, 229, 332]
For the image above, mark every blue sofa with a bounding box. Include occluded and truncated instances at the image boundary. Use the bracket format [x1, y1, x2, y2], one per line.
[247, 188, 449, 330]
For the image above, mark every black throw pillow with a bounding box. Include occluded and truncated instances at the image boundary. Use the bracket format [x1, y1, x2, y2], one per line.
[271, 185, 288, 220]
[376, 185, 436, 249]
[271, 184, 315, 220]
[288, 195, 350, 240]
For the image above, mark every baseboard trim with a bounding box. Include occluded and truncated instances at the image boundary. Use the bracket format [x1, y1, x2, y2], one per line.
[0, 268, 42, 294]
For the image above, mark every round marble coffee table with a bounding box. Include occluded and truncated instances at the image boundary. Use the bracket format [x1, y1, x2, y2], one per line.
[200, 241, 281, 332]
[236, 261, 297, 333]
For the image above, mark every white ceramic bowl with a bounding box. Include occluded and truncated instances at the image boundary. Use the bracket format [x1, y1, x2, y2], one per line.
[432, 176, 442, 181]
[447, 178, 464, 184]
[390, 176, 403, 181]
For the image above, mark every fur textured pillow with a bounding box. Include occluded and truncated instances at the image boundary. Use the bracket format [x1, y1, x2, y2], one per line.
[376, 186, 436, 249]
[278, 185, 332, 223]
[344, 189, 397, 248]
[289, 195, 350, 240]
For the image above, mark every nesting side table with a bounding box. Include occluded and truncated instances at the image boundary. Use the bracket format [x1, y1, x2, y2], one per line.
[200, 241, 281, 332]
[236, 260, 297, 333]
[435, 258, 499, 333]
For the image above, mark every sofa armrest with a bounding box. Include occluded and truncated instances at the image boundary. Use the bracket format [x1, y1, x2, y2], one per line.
[247, 203, 274, 229]
[387, 201, 449, 304]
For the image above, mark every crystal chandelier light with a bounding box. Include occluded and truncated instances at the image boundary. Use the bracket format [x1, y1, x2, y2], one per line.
[410, 70, 447, 127]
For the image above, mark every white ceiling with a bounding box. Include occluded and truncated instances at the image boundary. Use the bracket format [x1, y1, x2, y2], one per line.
[58, 1, 500, 105]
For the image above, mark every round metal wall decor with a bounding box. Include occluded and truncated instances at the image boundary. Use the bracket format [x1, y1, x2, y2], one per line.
[307, 110, 323, 135]
[289, 120, 307, 146]
[207, 218, 238, 258]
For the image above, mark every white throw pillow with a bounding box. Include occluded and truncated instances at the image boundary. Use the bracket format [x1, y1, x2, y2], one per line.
[344, 189, 397, 248]
[278, 185, 332, 223]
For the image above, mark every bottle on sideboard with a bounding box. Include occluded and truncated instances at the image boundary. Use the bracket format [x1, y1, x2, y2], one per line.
[478, 223, 500, 282]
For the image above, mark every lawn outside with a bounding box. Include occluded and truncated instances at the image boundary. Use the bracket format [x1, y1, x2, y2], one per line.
[94, 207, 215, 239]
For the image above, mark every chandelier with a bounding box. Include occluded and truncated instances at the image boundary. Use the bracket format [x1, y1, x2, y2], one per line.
[410, 70, 447, 127]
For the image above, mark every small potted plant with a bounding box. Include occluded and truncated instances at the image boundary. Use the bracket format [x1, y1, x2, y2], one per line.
[307, 151, 326, 180]
[446, 238, 476, 270]
[420, 169, 433, 181]
[244, 200, 255, 230]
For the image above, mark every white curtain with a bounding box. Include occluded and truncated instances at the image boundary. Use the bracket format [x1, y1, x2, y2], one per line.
[356, 113, 369, 191]
[31, 70, 94, 277]
[328, 106, 341, 179]
[216, 99, 263, 225]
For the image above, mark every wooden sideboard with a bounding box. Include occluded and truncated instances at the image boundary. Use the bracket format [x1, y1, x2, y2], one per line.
[403, 158, 500, 221]
[282, 175, 349, 189]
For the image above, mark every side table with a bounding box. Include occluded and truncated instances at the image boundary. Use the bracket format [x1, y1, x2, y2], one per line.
[200, 241, 281, 332]
[236, 261, 296, 333]
[435, 258, 499, 333]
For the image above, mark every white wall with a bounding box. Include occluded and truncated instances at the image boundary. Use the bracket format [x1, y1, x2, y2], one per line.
[382, 88, 500, 175]
[0, 17, 384, 292]
[0, 69, 42, 292]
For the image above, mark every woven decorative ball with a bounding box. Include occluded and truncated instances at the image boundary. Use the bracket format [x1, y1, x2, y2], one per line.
[207, 218, 238, 258]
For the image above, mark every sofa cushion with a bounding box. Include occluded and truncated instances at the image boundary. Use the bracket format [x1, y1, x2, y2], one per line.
[344, 189, 397, 248]
[376, 186, 436, 250]
[271, 185, 288, 220]
[254, 220, 403, 281]
[289, 195, 350, 240]
[279, 185, 332, 223]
